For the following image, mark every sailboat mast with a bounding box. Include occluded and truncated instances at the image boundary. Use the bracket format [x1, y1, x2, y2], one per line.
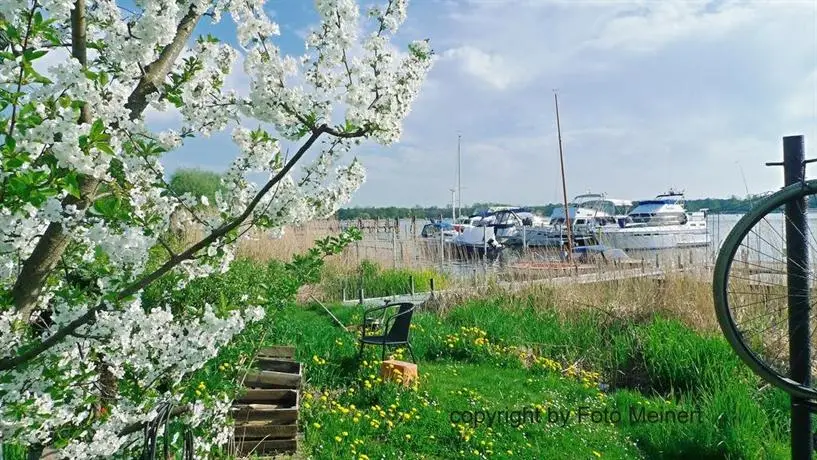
[554, 91, 573, 261]
[450, 188, 456, 220]
[457, 134, 462, 219]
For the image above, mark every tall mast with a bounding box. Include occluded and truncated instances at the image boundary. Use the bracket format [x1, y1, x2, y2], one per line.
[457, 133, 462, 219]
[554, 91, 573, 262]
[450, 188, 456, 220]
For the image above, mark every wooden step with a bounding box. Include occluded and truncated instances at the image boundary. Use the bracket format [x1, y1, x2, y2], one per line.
[257, 346, 296, 360]
[233, 438, 298, 456]
[255, 358, 301, 374]
[231, 404, 298, 424]
[244, 370, 301, 390]
[233, 421, 297, 440]
[235, 389, 297, 405]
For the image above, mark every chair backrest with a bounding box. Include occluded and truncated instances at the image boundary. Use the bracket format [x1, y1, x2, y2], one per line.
[385, 302, 415, 342]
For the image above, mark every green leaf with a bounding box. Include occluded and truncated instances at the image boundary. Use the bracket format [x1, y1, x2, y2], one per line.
[4, 157, 24, 169]
[6, 25, 20, 42]
[65, 173, 81, 199]
[90, 119, 104, 138]
[96, 142, 115, 155]
[26, 66, 52, 84]
[93, 195, 121, 219]
[23, 49, 47, 61]
[4, 134, 16, 153]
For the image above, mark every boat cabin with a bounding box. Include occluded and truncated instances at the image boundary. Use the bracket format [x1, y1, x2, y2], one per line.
[420, 221, 455, 238]
[618, 190, 691, 227]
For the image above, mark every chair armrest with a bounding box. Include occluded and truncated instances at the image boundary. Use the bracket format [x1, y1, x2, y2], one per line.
[360, 304, 392, 338]
[362, 304, 392, 322]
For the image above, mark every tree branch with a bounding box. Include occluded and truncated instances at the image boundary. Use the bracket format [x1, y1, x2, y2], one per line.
[0, 126, 329, 371]
[6, 1, 39, 138]
[11, 0, 94, 321]
[125, 7, 200, 118]
[10, 4, 204, 321]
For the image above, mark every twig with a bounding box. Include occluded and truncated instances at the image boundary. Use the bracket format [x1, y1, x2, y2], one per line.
[309, 295, 350, 332]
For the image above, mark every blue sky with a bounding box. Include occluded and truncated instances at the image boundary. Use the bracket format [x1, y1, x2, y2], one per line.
[148, 0, 817, 208]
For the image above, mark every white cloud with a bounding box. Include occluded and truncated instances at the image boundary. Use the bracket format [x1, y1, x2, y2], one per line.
[109, 0, 815, 207]
[785, 68, 817, 120]
[442, 46, 521, 90]
[583, 0, 757, 54]
[344, 0, 817, 207]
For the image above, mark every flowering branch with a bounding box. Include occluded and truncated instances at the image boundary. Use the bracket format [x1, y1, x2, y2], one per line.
[0, 0, 431, 455]
[10, 2, 205, 321]
[0, 121, 370, 372]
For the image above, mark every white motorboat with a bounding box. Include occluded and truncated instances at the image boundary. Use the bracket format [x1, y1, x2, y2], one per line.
[449, 224, 503, 259]
[488, 207, 548, 242]
[546, 193, 632, 233]
[598, 189, 708, 250]
[420, 221, 460, 243]
[509, 193, 631, 248]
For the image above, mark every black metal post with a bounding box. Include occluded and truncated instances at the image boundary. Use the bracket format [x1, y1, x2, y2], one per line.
[783, 135, 812, 459]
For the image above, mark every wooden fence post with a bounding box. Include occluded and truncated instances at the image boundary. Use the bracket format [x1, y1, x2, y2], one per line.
[392, 227, 397, 269]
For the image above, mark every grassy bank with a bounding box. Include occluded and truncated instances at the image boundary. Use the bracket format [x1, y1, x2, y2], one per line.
[3, 251, 787, 459]
[261, 293, 789, 459]
[318, 259, 450, 301]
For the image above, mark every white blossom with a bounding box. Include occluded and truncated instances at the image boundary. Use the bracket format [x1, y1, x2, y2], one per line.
[0, 0, 430, 456]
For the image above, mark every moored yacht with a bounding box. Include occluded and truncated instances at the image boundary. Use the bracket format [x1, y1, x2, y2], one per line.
[449, 206, 540, 258]
[420, 220, 459, 243]
[546, 193, 632, 233]
[506, 193, 631, 248]
[598, 189, 708, 250]
[489, 207, 548, 242]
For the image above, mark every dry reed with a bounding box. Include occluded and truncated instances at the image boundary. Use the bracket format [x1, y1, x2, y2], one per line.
[174, 218, 720, 333]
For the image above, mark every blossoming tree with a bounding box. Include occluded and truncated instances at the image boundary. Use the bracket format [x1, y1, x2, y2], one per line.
[0, 0, 431, 456]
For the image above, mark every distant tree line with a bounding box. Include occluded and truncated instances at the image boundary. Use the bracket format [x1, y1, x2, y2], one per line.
[166, 169, 811, 220]
[335, 196, 796, 220]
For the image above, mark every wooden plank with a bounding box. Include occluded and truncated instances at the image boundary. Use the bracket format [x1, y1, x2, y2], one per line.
[233, 422, 297, 440]
[254, 358, 301, 374]
[244, 370, 301, 389]
[257, 346, 295, 360]
[234, 438, 298, 456]
[236, 389, 297, 405]
[231, 405, 298, 424]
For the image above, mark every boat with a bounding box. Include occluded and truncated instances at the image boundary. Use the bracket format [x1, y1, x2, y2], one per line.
[597, 189, 708, 250]
[546, 193, 632, 232]
[502, 193, 631, 248]
[449, 224, 503, 260]
[420, 220, 460, 243]
[488, 206, 548, 242]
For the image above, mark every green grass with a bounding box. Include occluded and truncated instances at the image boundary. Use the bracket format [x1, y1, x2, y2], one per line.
[259, 297, 791, 459]
[4, 254, 791, 459]
[319, 259, 449, 300]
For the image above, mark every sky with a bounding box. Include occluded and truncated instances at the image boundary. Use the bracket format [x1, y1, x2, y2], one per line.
[149, 0, 817, 208]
